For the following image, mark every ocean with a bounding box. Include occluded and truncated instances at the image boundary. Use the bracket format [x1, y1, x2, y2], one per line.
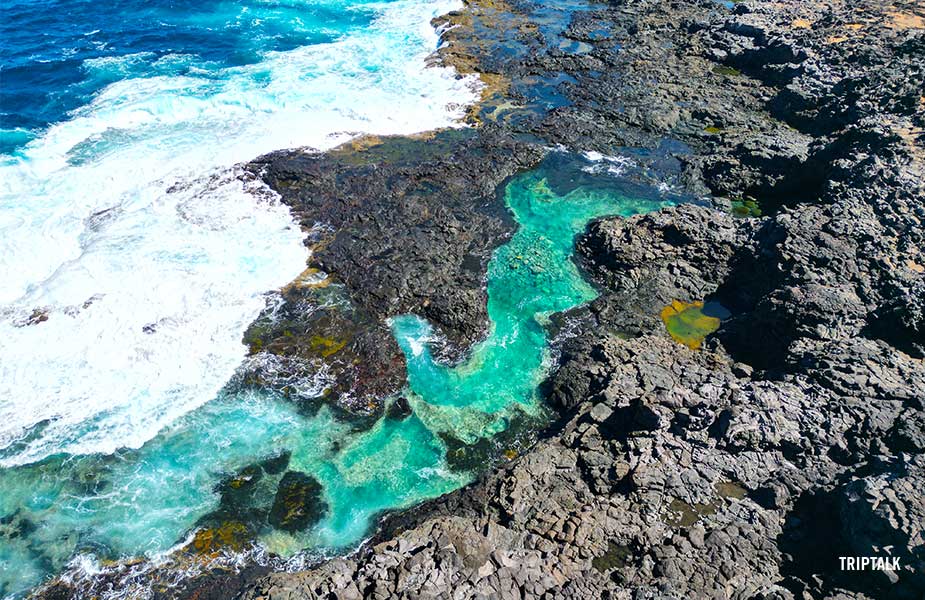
[0, 0, 476, 595]
[0, 0, 475, 467]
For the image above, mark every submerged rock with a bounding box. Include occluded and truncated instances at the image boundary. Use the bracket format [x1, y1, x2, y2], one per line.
[215, 465, 263, 506]
[438, 408, 544, 474]
[385, 396, 412, 421]
[194, 452, 297, 551]
[0, 509, 37, 541]
[260, 450, 292, 475]
[439, 433, 496, 473]
[191, 521, 251, 555]
[268, 471, 328, 533]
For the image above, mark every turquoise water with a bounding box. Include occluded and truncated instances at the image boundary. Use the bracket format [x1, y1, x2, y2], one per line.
[0, 153, 675, 597]
[393, 157, 672, 442]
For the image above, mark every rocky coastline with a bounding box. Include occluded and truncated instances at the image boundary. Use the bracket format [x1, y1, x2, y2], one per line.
[37, 0, 924, 598]
[236, 0, 925, 598]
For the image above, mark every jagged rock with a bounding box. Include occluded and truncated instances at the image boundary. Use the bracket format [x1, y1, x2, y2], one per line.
[233, 0, 923, 596]
[837, 456, 925, 592]
[244, 130, 545, 414]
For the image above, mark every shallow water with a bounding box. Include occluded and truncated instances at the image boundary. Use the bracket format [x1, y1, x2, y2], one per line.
[0, 152, 678, 598]
[393, 155, 675, 443]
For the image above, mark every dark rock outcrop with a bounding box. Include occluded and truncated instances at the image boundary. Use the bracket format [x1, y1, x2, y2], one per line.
[268, 471, 328, 533]
[242, 130, 544, 415]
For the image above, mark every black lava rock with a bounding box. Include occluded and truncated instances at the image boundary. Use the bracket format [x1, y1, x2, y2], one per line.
[268, 471, 328, 533]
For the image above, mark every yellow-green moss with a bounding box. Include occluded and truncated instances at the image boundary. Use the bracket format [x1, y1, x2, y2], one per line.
[592, 541, 632, 573]
[191, 521, 249, 555]
[308, 335, 347, 357]
[665, 498, 719, 527]
[715, 481, 748, 500]
[529, 177, 555, 199]
[731, 197, 762, 218]
[660, 300, 722, 350]
[713, 65, 742, 77]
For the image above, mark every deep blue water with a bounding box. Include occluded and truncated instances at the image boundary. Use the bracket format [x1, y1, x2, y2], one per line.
[0, 0, 379, 153]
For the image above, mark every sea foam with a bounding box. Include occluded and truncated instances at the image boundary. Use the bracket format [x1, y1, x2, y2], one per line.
[0, 0, 480, 467]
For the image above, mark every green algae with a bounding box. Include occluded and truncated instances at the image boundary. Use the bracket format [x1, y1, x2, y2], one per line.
[308, 335, 347, 358]
[592, 541, 632, 573]
[660, 299, 730, 349]
[731, 197, 762, 218]
[665, 497, 719, 528]
[191, 521, 251, 555]
[268, 471, 328, 533]
[715, 480, 748, 500]
[664, 481, 748, 529]
[713, 65, 742, 77]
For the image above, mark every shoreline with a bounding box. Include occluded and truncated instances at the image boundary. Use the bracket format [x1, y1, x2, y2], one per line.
[36, 0, 925, 598]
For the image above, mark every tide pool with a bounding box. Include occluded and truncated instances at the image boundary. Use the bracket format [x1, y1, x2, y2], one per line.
[393, 155, 675, 443]
[0, 151, 678, 598]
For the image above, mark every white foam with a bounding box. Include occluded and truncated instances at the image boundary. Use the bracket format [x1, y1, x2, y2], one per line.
[581, 150, 635, 176]
[81, 51, 158, 77]
[0, 0, 480, 466]
[55, 534, 323, 600]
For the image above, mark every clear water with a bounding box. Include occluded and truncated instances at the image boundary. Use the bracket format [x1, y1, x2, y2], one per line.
[0, 150, 676, 597]
[392, 158, 673, 442]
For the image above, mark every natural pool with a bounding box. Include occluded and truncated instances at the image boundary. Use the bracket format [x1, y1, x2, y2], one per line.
[0, 152, 678, 598]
